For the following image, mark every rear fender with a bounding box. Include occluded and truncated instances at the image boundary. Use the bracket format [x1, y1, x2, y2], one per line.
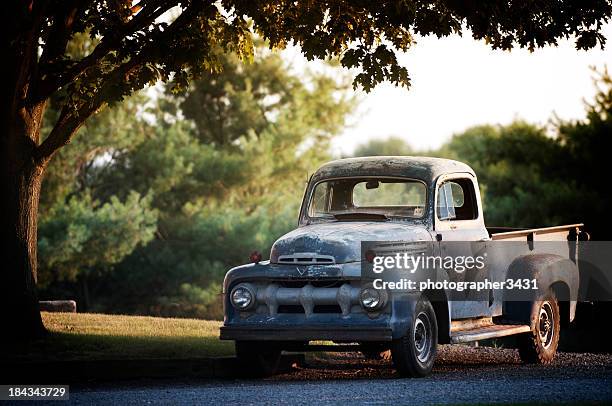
[503, 254, 578, 327]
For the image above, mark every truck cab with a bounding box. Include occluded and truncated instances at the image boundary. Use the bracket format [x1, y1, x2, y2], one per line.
[220, 156, 582, 377]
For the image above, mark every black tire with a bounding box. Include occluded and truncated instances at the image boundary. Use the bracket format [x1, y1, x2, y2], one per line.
[391, 297, 438, 377]
[235, 340, 282, 377]
[517, 291, 560, 364]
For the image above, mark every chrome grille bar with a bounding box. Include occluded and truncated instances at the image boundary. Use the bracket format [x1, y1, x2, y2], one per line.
[255, 283, 359, 317]
[277, 253, 336, 265]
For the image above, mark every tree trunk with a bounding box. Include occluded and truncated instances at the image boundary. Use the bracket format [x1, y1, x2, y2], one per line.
[0, 133, 47, 341]
[2, 2, 69, 342]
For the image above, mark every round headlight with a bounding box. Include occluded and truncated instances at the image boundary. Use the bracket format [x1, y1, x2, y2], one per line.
[360, 288, 381, 310]
[231, 285, 254, 310]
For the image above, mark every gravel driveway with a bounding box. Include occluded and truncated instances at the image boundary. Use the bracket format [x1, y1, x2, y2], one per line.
[67, 345, 612, 405]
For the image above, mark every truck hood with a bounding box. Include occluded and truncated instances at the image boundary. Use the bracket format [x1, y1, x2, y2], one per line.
[270, 221, 432, 264]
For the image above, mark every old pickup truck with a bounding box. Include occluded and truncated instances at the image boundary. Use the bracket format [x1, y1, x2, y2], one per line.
[220, 156, 585, 377]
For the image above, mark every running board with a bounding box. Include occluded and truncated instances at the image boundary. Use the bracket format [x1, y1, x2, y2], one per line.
[451, 324, 531, 344]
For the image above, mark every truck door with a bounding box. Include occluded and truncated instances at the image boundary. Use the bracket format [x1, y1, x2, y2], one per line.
[434, 175, 491, 319]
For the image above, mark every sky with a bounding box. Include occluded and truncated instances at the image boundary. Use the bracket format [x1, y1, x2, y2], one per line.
[288, 22, 612, 155]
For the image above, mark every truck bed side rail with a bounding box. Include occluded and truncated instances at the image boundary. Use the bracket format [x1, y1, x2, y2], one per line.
[489, 224, 585, 241]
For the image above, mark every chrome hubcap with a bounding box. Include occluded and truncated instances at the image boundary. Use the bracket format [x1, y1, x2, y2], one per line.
[414, 312, 432, 362]
[538, 301, 554, 349]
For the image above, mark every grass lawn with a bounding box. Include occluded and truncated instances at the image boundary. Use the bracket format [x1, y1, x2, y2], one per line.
[6, 312, 234, 362]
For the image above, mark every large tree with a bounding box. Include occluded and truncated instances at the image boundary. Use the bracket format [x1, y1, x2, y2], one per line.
[3, 0, 612, 339]
[37, 41, 353, 318]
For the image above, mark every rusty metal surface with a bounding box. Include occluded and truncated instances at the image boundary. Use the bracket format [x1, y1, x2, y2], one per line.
[491, 223, 584, 240]
[270, 221, 432, 265]
[450, 316, 494, 332]
[450, 324, 531, 343]
[309, 156, 475, 184]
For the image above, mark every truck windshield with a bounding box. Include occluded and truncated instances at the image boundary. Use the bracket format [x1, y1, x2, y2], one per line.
[307, 178, 427, 220]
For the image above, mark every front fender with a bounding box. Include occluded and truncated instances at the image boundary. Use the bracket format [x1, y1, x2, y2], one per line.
[389, 291, 421, 339]
[223, 261, 268, 295]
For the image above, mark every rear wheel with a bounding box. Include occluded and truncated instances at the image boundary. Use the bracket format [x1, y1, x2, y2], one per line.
[391, 297, 438, 377]
[517, 291, 560, 364]
[235, 340, 282, 377]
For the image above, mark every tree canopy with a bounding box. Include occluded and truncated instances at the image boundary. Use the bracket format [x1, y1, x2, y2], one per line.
[10, 0, 612, 153]
[4, 0, 612, 338]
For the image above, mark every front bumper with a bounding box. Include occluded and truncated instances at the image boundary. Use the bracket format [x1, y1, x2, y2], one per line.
[221, 262, 419, 343]
[219, 325, 392, 341]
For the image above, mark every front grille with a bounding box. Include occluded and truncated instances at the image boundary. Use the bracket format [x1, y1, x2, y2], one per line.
[240, 281, 361, 317]
[277, 253, 335, 265]
[278, 305, 304, 313]
[277, 304, 343, 314]
[313, 305, 342, 313]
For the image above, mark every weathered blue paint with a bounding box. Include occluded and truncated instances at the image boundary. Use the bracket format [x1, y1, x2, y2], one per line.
[222, 157, 476, 341]
[309, 156, 475, 183]
[270, 222, 433, 264]
[220, 156, 581, 344]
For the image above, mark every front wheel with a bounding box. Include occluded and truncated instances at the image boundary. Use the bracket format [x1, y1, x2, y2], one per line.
[391, 297, 438, 377]
[517, 291, 560, 364]
[235, 340, 282, 377]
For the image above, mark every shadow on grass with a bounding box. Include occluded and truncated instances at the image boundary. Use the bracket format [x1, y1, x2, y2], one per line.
[5, 332, 234, 363]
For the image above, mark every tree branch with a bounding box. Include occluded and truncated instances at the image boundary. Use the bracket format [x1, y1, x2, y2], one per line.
[34, 101, 103, 164]
[36, 0, 178, 101]
[29, 0, 85, 105]
[37, 0, 82, 68]
[35, 1, 202, 163]
[7, 1, 49, 117]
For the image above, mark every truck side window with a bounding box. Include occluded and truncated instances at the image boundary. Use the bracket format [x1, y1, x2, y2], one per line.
[437, 179, 477, 221]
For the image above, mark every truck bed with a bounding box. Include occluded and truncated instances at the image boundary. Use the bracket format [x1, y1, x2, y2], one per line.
[487, 223, 584, 241]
